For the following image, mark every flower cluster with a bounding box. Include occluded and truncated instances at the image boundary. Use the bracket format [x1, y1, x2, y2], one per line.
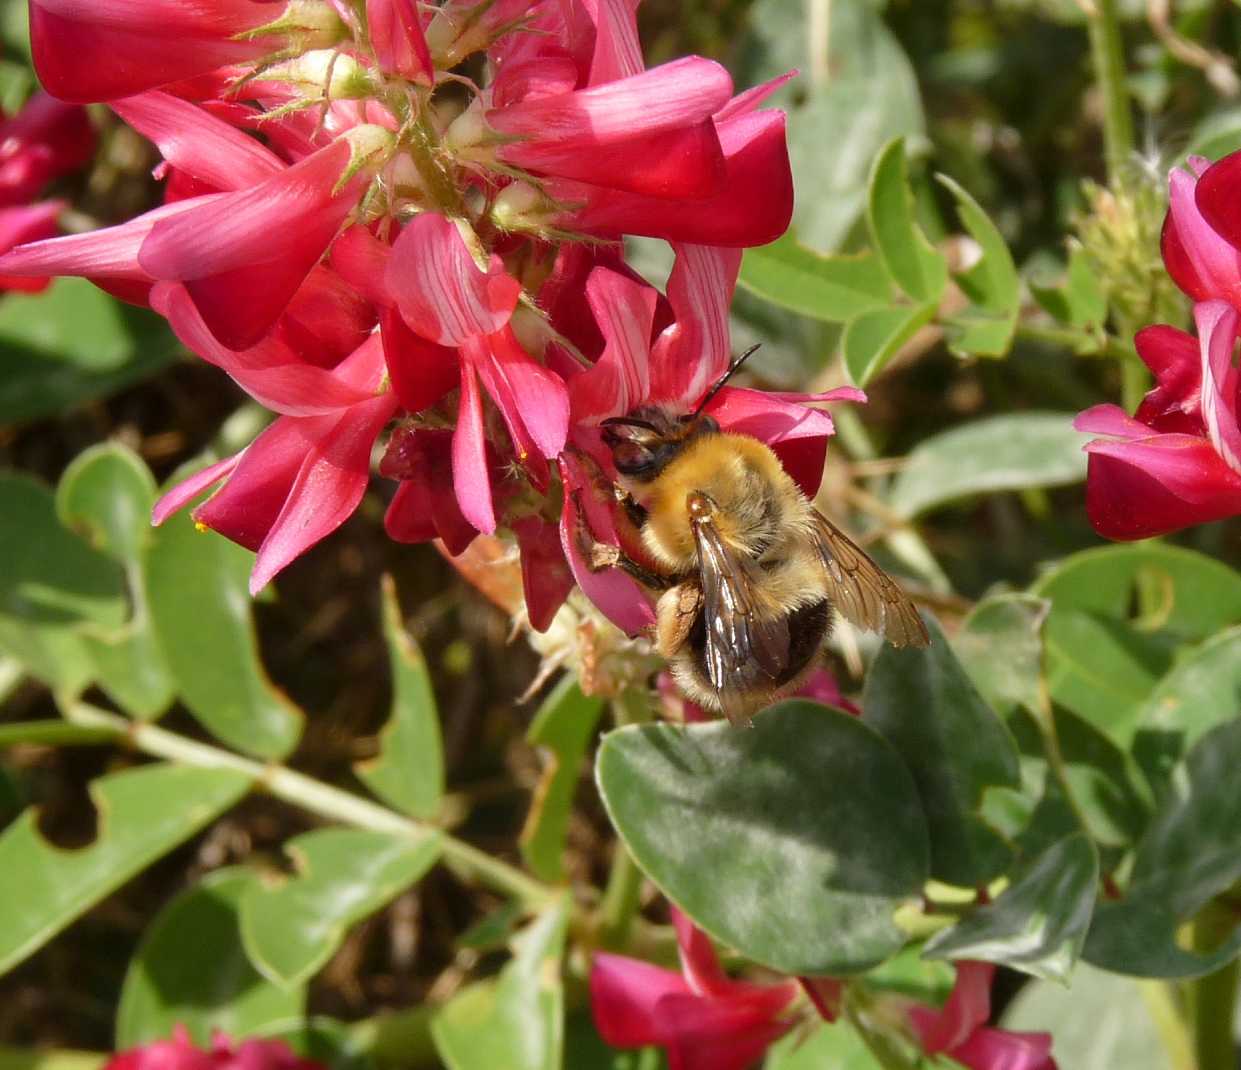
[591, 909, 1056, 1070]
[0, 0, 846, 637]
[0, 83, 93, 292]
[104, 1027, 323, 1070]
[1076, 152, 1241, 539]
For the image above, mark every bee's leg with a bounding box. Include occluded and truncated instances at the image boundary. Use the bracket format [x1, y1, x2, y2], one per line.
[616, 489, 649, 531]
[655, 583, 703, 658]
[570, 490, 675, 590]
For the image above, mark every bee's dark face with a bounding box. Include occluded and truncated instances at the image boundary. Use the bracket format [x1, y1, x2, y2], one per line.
[600, 409, 719, 482]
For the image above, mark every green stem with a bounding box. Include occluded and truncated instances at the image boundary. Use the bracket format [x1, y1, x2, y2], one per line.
[1188, 906, 1240, 1070]
[58, 701, 553, 908]
[1139, 981, 1195, 1070]
[1086, 0, 1135, 187]
[598, 690, 652, 949]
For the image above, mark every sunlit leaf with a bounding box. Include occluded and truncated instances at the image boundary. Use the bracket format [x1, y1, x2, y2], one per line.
[597, 702, 929, 975]
[842, 300, 937, 386]
[0, 764, 251, 975]
[117, 868, 305, 1046]
[241, 828, 441, 988]
[867, 138, 948, 303]
[738, 232, 891, 322]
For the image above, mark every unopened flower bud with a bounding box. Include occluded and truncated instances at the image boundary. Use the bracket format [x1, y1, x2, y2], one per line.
[444, 102, 490, 152]
[243, 0, 348, 48]
[261, 49, 374, 99]
[491, 181, 548, 231]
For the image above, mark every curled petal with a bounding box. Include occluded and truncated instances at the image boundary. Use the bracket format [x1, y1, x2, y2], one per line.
[380, 307, 460, 413]
[671, 908, 730, 997]
[512, 516, 575, 632]
[382, 429, 478, 555]
[0, 201, 63, 291]
[650, 244, 742, 406]
[330, 225, 394, 308]
[111, 91, 283, 192]
[582, 0, 643, 84]
[1195, 300, 1241, 474]
[911, 961, 994, 1055]
[799, 976, 844, 1022]
[452, 362, 497, 534]
[590, 954, 689, 1048]
[570, 266, 657, 422]
[470, 328, 569, 460]
[950, 1027, 1056, 1070]
[366, 0, 433, 84]
[1195, 150, 1241, 260]
[714, 71, 797, 123]
[139, 139, 362, 349]
[277, 265, 377, 369]
[387, 212, 520, 345]
[30, 0, 277, 103]
[1163, 166, 1241, 305]
[151, 453, 241, 525]
[1133, 324, 1201, 428]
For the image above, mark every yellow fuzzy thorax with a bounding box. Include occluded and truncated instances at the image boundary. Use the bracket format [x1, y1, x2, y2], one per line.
[631, 431, 809, 572]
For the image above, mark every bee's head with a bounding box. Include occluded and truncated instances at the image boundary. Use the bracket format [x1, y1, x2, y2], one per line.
[600, 410, 719, 482]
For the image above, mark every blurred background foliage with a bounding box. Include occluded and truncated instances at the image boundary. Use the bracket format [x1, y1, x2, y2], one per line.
[5, 0, 1241, 1065]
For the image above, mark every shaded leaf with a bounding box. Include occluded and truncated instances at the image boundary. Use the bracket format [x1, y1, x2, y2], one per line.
[432, 900, 569, 1070]
[1030, 244, 1107, 334]
[867, 138, 948, 303]
[863, 614, 1020, 887]
[521, 676, 605, 883]
[0, 279, 179, 427]
[738, 232, 891, 322]
[925, 833, 1098, 982]
[954, 594, 1049, 717]
[353, 577, 443, 819]
[887, 413, 1089, 519]
[241, 828, 441, 988]
[55, 444, 175, 719]
[765, 1021, 883, 1070]
[147, 509, 303, 759]
[597, 702, 929, 975]
[842, 300, 937, 386]
[117, 868, 305, 1046]
[0, 764, 251, 974]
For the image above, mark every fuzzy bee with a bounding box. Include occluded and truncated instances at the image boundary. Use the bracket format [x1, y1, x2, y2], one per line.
[577, 349, 929, 723]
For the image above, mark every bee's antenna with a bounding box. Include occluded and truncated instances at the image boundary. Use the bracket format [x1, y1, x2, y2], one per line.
[692, 344, 762, 418]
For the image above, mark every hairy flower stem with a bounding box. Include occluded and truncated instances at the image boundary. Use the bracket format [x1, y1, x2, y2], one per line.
[1086, 0, 1135, 189]
[59, 701, 554, 908]
[598, 689, 653, 949]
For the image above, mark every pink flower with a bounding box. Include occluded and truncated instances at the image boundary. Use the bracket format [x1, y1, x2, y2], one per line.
[1162, 155, 1241, 306]
[591, 907, 798, 1070]
[104, 1026, 324, 1070]
[908, 961, 1056, 1070]
[1076, 301, 1241, 539]
[0, 91, 95, 206]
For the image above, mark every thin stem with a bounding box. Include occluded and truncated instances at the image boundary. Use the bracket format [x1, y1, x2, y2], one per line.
[1188, 906, 1240, 1070]
[59, 701, 553, 908]
[1138, 981, 1195, 1070]
[1086, 0, 1135, 186]
[598, 690, 652, 949]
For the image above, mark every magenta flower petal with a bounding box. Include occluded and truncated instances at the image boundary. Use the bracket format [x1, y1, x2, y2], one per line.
[912, 960, 994, 1054]
[330, 225, 394, 309]
[381, 428, 478, 555]
[650, 244, 742, 406]
[151, 453, 241, 525]
[671, 907, 730, 996]
[950, 1027, 1056, 1070]
[590, 953, 690, 1048]
[583, 0, 643, 84]
[570, 266, 657, 422]
[30, 0, 278, 103]
[714, 71, 798, 123]
[111, 91, 283, 192]
[512, 516, 575, 632]
[366, 0, 432, 84]
[470, 328, 569, 460]
[139, 139, 361, 349]
[1133, 324, 1201, 427]
[0, 201, 64, 287]
[452, 361, 497, 535]
[379, 307, 460, 414]
[1163, 165, 1241, 305]
[249, 390, 399, 593]
[387, 212, 521, 345]
[798, 976, 844, 1021]
[1195, 149, 1241, 258]
[657, 996, 792, 1070]
[1194, 300, 1241, 473]
[550, 107, 793, 247]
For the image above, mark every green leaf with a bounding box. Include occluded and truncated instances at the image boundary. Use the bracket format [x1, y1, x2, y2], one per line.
[0, 279, 180, 426]
[842, 300, 937, 386]
[0, 473, 124, 693]
[1030, 244, 1107, 333]
[55, 444, 175, 719]
[738, 232, 891, 322]
[765, 1022, 883, 1070]
[241, 828, 441, 988]
[1085, 719, 1241, 977]
[1031, 545, 1241, 742]
[520, 676, 605, 883]
[1002, 962, 1174, 1070]
[0, 763, 251, 974]
[1130, 626, 1241, 796]
[353, 577, 443, 819]
[743, 0, 925, 252]
[863, 944, 955, 1003]
[117, 868, 305, 1046]
[564, 1013, 665, 1070]
[887, 413, 1089, 519]
[597, 701, 928, 975]
[867, 138, 948, 303]
[937, 175, 1020, 357]
[863, 614, 1020, 887]
[432, 900, 569, 1070]
[925, 833, 1098, 982]
[260, 1018, 377, 1070]
[147, 509, 303, 759]
[954, 594, 1050, 717]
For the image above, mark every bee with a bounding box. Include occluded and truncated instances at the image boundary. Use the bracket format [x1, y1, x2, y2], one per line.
[577, 347, 929, 724]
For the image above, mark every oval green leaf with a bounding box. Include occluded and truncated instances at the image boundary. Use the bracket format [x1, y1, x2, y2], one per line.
[596, 701, 929, 975]
[867, 138, 948, 303]
[738, 233, 891, 322]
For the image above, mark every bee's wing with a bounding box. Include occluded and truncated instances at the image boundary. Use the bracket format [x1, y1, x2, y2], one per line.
[809, 509, 929, 648]
[692, 515, 790, 723]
